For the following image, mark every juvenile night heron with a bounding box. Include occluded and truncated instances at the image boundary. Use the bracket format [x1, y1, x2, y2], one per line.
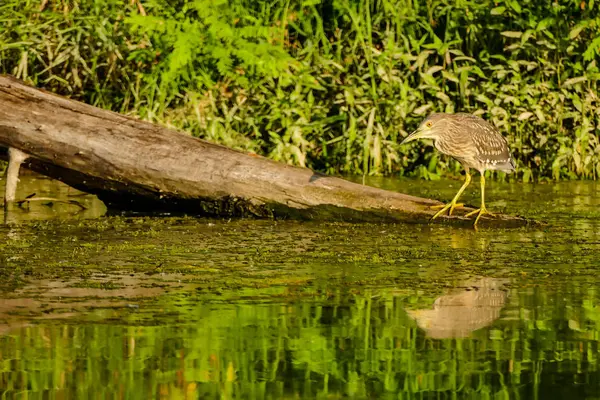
[401, 113, 515, 226]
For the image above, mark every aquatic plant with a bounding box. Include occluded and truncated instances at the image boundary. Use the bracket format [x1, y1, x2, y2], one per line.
[1, 0, 599, 181]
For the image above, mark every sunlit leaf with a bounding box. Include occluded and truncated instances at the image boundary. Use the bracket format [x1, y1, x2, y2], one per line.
[442, 70, 459, 83]
[536, 18, 554, 31]
[501, 31, 523, 38]
[509, 0, 522, 12]
[563, 76, 587, 87]
[569, 26, 585, 40]
[518, 112, 533, 120]
[436, 91, 451, 104]
[413, 104, 433, 115]
[425, 66, 443, 75]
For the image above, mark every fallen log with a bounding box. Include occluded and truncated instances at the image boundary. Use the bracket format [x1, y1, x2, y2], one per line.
[0, 75, 535, 227]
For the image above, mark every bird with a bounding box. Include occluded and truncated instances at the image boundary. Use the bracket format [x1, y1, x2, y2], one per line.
[400, 112, 516, 227]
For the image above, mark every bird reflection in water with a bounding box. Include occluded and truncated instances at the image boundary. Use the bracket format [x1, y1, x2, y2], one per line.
[407, 277, 508, 339]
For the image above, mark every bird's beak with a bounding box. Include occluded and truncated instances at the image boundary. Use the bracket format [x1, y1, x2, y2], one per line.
[400, 127, 423, 145]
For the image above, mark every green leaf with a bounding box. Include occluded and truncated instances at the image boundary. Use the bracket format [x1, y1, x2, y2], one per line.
[419, 72, 439, 87]
[453, 56, 476, 62]
[569, 26, 584, 40]
[414, 50, 433, 69]
[425, 66, 443, 75]
[469, 65, 487, 78]
[490, 6, 506, 15]
[583, 37, 600, 61]
[501, 31, 522, 38]
[522, 168, 532, 183]
[413, 104, 433, 115]
[562, 76, 587, 87]
[442, 70, 459, 83]
[509, 0, 522, 13]
[436, 91, 451, 104]
[521, 30, 535, 44]
[517, 112, 533, 120]
[573, 96, 583, 112]
[536, 18, 554, 31]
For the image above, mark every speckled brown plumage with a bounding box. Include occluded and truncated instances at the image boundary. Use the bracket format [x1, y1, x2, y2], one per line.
[400, 112, 516, 227]
[418, 113, 515, 174]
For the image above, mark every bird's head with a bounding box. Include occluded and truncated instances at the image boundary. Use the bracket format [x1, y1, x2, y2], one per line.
[400, 113, 448, 145]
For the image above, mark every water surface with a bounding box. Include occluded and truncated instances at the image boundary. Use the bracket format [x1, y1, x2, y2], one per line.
[0, 173, 599, 399]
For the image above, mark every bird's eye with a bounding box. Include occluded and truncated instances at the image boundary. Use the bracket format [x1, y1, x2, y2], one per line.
[425, 121, 433, 128]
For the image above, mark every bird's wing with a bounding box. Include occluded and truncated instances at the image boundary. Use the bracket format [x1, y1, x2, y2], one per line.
[470, 120, 515, 170]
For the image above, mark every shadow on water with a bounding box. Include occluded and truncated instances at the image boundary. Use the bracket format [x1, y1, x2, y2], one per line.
[0, 173, 600, 398]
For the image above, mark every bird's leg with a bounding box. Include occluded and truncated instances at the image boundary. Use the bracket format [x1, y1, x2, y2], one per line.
[465, 173, 495, 226]
[430, 170, 472, 220]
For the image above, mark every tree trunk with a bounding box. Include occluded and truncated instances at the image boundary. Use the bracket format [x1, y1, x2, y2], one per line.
[0, 75, 533, 227]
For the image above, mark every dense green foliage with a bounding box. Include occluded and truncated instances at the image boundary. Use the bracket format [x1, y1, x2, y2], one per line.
[1, 0, 600, 180]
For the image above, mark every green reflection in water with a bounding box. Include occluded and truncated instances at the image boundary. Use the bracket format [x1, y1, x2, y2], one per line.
[0, 174, 599, 399]
[1, 281, 599, 399]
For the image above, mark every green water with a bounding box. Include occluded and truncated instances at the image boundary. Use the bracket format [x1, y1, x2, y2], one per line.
[1, 173, 599, 399]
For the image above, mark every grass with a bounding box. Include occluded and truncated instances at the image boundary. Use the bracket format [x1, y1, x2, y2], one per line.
[0, 0, 599, 181]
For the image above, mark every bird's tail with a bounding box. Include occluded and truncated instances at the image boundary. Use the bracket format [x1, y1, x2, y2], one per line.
[498, 157, 517, 173]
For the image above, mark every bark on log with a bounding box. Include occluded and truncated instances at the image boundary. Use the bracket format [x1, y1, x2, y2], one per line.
[0, 75, 536, 227]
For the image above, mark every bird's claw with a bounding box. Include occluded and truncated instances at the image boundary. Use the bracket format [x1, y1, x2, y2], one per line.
[429, 202, 464, 221]
[429, 203, 464, 211]
[465, 207, 495, 227]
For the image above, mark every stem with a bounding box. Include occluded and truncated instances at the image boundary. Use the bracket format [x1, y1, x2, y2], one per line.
[4, 148, 28, 204]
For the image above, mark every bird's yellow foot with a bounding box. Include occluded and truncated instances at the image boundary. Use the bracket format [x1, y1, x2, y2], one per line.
[429, 203, 464, 212]
[430, 202, 464, 221]
[465, 207, 495, 227]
